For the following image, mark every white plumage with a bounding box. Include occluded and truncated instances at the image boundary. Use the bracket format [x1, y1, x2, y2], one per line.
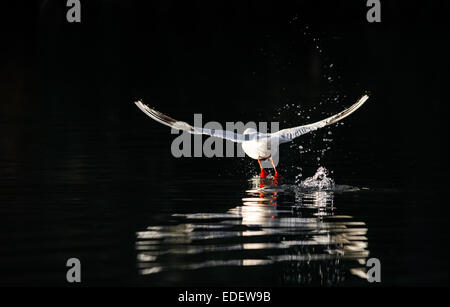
[135, 94, 369, 177]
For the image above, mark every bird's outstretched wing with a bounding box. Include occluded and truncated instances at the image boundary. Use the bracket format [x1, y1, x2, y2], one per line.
[135, 101, 250, 143]
[272, 94, 369, 143]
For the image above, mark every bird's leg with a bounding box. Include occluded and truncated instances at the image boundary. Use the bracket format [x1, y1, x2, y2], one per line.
[258, 158, 268, 178]
[270, 158, 281, 179]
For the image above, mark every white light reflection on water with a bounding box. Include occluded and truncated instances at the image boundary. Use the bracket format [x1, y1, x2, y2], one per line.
[135, 171, 370, 285]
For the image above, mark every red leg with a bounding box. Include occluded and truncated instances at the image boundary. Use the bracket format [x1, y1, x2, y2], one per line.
[258, 158, 268, 178]
[270, 158, 281, 179]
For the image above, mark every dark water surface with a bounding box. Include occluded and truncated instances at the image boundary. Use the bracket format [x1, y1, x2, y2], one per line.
[1, 119, 448, 286]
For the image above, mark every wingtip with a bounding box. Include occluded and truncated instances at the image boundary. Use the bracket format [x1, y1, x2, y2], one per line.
[359, 94, 370, 104]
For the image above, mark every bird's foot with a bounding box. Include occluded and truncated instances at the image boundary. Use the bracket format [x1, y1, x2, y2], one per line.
[273, 172, 281, 180]
[260, 169, 269, 178]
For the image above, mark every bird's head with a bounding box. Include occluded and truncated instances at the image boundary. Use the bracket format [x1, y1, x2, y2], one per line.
[243, 127, 257, 135]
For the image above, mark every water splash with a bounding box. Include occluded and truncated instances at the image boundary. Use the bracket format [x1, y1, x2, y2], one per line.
[298, 167, 335, 190]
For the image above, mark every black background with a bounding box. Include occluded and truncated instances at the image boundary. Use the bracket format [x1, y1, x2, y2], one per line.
[0, 0, 449, 286]
[2, 0, 448, 185]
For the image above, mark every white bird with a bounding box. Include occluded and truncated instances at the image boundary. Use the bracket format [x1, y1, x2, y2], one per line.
[135, 94, 369, 178]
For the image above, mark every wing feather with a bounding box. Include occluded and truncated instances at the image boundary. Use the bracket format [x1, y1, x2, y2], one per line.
[134, 101, 249, 143]
[273, 94, 369, 143]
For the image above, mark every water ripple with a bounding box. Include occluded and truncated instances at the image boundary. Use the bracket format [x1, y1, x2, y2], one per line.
[135, 176, 370, 285]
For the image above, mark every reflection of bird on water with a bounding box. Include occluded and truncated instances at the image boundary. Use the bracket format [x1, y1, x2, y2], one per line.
[242, 178, 369, 285]
[135, 176, 369, 285]
[134, 95, 369, 178]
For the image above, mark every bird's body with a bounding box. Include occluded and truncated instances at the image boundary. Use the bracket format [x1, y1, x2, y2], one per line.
[241, 128, 277, 160]
[134, 94, 369, 178]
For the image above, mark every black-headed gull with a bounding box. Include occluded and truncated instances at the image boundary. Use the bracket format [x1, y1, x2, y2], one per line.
[135, 94, 369, 178]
